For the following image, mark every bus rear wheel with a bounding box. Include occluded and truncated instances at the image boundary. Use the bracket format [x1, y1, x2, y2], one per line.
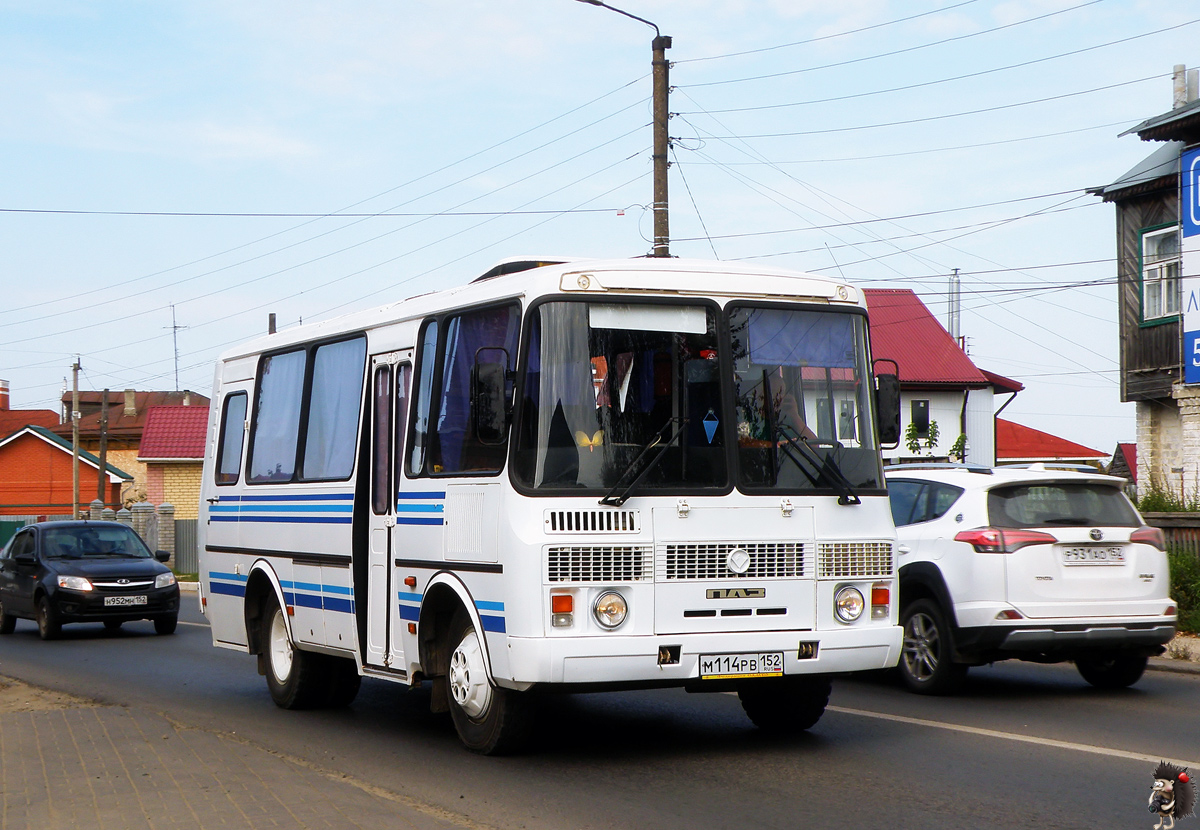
[445, 611, 532, 755]
[738, 676, 831, 733]
[262, 600, 327, 709]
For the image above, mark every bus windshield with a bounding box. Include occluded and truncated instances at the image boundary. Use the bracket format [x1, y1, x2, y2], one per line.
[729, 304, 883, 493]
[513, 299, 883, 496]
[513, 300, 726, 492]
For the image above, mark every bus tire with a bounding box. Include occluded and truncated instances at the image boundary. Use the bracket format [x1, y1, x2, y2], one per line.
[262, 599, 326, 709]
[445, 611, 532, 755]
[737, 675, 831, 733]
[322, 656, 362, 708]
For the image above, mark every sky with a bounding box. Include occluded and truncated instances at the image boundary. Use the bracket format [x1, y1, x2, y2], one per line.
[1, 0, 1195, 454]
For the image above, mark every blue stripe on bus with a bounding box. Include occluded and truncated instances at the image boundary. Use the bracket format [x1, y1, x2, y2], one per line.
[292, 593, 323, 610]
[324, 596, 354, 614]
[209, 581, 246, 597]
[394, 503, 443, 513]
[480, 614, 506, 633]
[217, 493, 353, 503]
[397, 603, 420, 621]
[475, 600, 504, 612]
[397, 491, 446, 500]
[210, 504, 352, 513]
[210, 571, 248, 583]
[396, 517, 444, 526]
[232, 516, 353, 524]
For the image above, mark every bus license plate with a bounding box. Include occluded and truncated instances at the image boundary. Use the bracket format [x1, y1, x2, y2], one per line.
[699, 652, 784, 680]
[103, 595, 147, 607]
[1061, 546, 1124, 565]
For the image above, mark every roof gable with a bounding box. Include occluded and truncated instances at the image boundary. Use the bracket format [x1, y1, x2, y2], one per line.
[995, 418, 1105, 462]
[863, 288, 990, 387]
[138, 405, 210, 460]
[0, 426, 133, 480]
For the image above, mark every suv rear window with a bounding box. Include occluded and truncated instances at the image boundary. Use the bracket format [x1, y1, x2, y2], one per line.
[987, 482, 1139, 528]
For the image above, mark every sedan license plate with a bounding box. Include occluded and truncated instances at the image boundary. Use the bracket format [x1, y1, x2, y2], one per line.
[1061, 546, 1125, 565]
[699, 652, 783, 680]
[103, 595, 147, 607]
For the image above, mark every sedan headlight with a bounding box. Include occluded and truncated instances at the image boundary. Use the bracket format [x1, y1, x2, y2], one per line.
[592, 591, 628, 629]
[57, 575, 94, 592]
[834, 585, 865, 623]
[155, 572, 177, 589]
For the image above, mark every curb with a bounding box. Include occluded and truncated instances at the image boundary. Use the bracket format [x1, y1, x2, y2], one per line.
[1148, 657, 1200, 676]
[178, 581, 199, 592]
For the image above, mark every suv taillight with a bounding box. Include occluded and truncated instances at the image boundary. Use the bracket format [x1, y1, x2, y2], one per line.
[954, 527, 1057, 553]
[1130, 526, 1166, 551]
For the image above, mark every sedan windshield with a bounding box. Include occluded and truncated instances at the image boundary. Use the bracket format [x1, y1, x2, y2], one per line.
[513, 301, 726, 492]
[42, 526, 153, 559]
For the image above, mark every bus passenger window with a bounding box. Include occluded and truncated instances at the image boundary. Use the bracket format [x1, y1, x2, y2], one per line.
[249, 349, 307, 483]
[432, 304, 519, 474]
[215, 392, 248, 485]
[408, 320, 438, 476]
[371, 366, 392, 515]
[301, 337, 366, 481]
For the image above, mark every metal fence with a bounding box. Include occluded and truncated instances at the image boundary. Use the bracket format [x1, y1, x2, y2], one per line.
[174, 519, 199, 575]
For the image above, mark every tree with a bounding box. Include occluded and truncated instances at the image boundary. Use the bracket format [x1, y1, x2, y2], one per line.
[904, 419, 940, 457]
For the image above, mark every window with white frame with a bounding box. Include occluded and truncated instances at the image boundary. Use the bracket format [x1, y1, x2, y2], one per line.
[1142, 225, 1181, 321]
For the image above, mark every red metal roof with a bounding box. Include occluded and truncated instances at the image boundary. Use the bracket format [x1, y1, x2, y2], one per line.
[51, 390, 209, 441]
[864, 289, 990, 387]
[0, 409, 59, 437]
[137, 405, 210, 460]
[995, 418, 1106, 462]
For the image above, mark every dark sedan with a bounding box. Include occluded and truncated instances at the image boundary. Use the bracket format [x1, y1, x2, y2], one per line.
[0, 521, 180, 639]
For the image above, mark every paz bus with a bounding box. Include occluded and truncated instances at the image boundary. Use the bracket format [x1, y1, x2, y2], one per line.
[197, 257, 904, 754]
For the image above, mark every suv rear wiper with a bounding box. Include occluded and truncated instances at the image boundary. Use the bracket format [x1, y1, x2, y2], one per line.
[775, 426, 861, 506]
[599, 417, 689, 507]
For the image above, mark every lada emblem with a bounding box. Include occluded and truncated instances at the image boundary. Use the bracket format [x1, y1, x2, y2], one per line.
[1089, 528, 1103, 541]
[726, 547, 751, 574]
[117, 578, 130, 585]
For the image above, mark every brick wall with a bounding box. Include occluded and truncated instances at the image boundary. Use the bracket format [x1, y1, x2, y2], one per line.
[145, 465, 165, 505]
[159, 462, 203, 519]
[0, 432, 121, 515]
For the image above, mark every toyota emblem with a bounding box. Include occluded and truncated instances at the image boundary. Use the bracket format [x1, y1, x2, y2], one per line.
[1089, 529, 1103, 541]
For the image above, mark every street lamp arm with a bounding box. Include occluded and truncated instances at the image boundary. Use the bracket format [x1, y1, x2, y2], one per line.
[573, 0, 660, 37]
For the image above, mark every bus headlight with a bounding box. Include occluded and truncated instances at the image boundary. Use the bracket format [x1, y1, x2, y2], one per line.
[834, 586, 865, 623]
[593, 591, 628, 629]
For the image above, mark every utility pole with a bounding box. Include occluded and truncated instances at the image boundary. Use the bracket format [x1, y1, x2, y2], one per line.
[97, 388, 109, 505]
[575, 0, 671, 256]
[71, 358, 80, 518]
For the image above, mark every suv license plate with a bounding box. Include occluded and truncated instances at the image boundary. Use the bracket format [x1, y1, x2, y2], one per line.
[103, 595, 147, 607]
[699, 652, 783, 680]
[1061, 546, 1124, 565]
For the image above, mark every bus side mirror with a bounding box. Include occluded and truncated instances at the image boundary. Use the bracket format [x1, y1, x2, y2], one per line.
[875, 372, 901, 447]
[471, 361, 509, 445]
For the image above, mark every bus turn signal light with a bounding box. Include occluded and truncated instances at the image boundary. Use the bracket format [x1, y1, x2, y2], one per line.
[551, 593, 573, 628]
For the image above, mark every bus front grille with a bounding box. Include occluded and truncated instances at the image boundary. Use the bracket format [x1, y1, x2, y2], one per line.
[547, 545, 653, 582]
[544, 509, 641, 534]
[657, 542, 806, 581]
[817, 541, 893, 578]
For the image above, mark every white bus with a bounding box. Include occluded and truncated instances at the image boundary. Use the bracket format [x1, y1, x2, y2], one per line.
[198, 257, 904, 753]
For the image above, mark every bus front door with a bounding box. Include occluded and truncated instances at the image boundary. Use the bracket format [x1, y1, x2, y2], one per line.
[366, 354, 411, 671]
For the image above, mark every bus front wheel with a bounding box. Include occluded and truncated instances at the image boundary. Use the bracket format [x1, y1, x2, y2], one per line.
[262, 600, 327, 709]
[738, 675, 831, 733]
[445, 611, 532, 755]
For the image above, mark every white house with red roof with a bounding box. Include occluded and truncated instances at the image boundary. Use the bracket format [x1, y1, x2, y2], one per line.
[864, 288, 1024, 466]
[137, 405, 210, 519]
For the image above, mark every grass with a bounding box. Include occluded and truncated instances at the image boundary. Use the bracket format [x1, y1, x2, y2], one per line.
[1168, 548, 1200, 634]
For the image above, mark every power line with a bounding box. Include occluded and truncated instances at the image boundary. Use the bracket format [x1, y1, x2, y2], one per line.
[677, 0, 983, 64]
[0, 207, 622, 218]
[679, 0, 1104, 88]
[690, 73, 1165, 139]
[681, 18, 1199, 114]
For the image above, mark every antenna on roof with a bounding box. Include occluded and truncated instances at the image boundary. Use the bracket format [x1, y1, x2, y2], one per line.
[165, 305, 188, 392]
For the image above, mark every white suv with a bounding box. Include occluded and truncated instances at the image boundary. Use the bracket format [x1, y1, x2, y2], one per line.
[886, 464, 1176, 693]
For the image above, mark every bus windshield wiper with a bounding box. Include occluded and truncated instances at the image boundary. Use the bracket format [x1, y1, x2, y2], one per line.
[775, 426, 861, 506]
[599, 417, 689, 507]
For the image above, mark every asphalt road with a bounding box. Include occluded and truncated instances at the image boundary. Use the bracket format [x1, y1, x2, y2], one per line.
[1, 597, 1196, 830]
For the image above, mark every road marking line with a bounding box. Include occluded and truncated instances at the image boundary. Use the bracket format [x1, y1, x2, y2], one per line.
[828, 705, 1200, 769]
[176, 621, 209, 628]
